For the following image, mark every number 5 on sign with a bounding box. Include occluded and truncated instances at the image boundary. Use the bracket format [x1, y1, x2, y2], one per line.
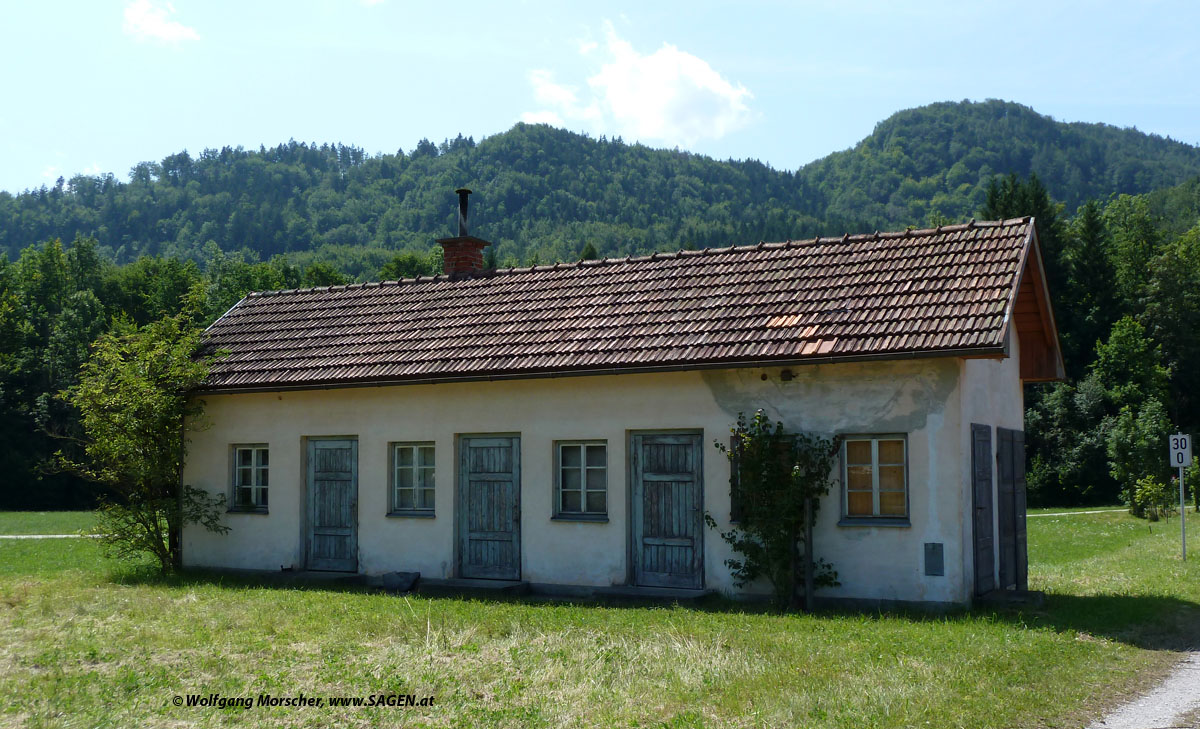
[1170, 434, 1192, 467]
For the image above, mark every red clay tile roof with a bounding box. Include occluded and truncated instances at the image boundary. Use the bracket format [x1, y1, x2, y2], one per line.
[200, 217, 1037, 391]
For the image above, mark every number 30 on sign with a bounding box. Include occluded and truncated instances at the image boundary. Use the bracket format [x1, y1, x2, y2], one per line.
[1170, 434, 1192, 468]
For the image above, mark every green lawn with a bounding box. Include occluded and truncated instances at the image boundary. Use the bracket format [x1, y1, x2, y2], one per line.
[0, 511, 1197, 728]
[0, 510, 95, 535]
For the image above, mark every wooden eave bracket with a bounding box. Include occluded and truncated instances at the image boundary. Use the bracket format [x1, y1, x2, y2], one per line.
[1004, 222, 1066, 382]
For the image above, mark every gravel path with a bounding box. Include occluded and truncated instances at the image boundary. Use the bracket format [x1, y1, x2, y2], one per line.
[1088, 652, 1200, 729]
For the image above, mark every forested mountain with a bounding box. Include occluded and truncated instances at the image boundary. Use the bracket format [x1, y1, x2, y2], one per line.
[0, 129, 816, 275]
[3, 100, 1200, 276]
[800, 100, 1200, 226]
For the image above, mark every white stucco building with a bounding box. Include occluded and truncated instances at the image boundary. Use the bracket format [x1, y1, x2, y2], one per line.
[182, 211, 1062, 608]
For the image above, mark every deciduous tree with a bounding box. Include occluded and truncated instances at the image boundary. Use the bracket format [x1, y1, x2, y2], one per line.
[61, 290, 228, 572]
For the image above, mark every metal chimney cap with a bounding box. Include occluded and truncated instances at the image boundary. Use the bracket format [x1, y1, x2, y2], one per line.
[455, 188, 472, 195]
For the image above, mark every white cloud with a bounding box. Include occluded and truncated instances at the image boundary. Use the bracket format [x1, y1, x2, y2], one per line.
[520, 110, 566, 126]
[123, 0, 199, 44]
[524, 70, 602, 125]
[41, 165, 60, 179]
[82, 162, 103, 176]
[523, 22, 752, 146]
[529, 69, 580, 109]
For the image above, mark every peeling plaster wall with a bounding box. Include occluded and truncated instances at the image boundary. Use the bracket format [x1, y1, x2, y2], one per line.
[181, 355, 1015, 604]
[701, 358, 966, 604]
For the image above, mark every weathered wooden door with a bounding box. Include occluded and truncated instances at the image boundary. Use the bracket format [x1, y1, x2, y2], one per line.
[971, 424, 996, 596]
[306, 438, 358, 572]
[997, 427, 1028, 591]
[458, 436, 521, 580]
[631, 432, 704, 589]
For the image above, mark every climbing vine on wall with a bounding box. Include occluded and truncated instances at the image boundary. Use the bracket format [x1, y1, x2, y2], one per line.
[709, 410, 840, 610]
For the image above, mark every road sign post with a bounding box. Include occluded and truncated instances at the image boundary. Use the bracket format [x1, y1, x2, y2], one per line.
[1169, 434, 1191, 561]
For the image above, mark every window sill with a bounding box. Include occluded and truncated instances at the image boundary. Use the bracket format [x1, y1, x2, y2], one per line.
[387, 511, 435, 519]
[227, 508, 268, 515]
[551, 514, 609, 523]
[837, 517, 910, 528]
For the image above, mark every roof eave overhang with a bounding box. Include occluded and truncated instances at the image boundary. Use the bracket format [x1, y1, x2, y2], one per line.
[193, 344, 1008, 395]
[1001, 220, 1067, 382]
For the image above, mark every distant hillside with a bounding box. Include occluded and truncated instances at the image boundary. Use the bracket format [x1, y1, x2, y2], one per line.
[0, 129, 822, 274]
[800, 99, 1200, 226]
[3, 99, 1200, 274]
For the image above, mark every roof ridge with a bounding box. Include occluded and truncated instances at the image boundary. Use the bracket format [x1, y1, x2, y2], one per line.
[248, 273, 454, 298]
[242, 218, 1032, 299]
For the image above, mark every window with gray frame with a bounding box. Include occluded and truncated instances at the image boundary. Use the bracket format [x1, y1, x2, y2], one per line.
[843, 436, 907, 519]
[391, 443, 435, 514]
[231, 444, 268, 511]
[556, 441, 607, 518]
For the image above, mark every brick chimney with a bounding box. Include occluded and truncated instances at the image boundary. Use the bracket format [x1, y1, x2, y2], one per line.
[437, 188, 491, 277]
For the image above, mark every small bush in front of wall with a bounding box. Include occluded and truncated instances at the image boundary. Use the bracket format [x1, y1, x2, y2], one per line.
[708, 409, 839, 610]
[1134, 475, 1175, 522]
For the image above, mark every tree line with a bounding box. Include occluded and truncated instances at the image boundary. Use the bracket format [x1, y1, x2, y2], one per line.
[0, 237, 441, 509]
[4, 170, 1200, 510]
[979, 175, 1200, 510]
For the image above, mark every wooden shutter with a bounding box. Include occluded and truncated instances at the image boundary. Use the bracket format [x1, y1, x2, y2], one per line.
[971, 424, 995, 596]
[996, 428, 1016, 590]
[996, 427, 1028, 591]
[728, 437, 795, 523]
[1013, 429, 1028, 591]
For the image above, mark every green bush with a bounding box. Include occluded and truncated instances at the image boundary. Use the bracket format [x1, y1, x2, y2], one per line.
[709, 410, 839, 610]
[1107, 397, 1172, 516]
[1134, 475, 1174, 522]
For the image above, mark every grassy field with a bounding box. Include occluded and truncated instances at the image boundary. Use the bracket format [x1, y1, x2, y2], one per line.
[0, 511, 95, 535]
[0, 511, 1197, 728]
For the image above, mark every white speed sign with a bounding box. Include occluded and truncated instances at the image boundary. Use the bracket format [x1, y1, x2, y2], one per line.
[1170, 433, 1192, 468]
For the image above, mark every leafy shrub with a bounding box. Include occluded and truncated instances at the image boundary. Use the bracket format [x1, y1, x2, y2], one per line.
[1134, 476, 1174, 522]
[709, 410, 839, 610]
[1107, 398, 1172, 516]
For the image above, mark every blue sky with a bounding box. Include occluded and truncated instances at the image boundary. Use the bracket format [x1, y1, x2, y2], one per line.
[2, 1, 1198, 194]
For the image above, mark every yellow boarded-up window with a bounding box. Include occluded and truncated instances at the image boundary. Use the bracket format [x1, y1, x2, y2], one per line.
[842, 436, 907, 520]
